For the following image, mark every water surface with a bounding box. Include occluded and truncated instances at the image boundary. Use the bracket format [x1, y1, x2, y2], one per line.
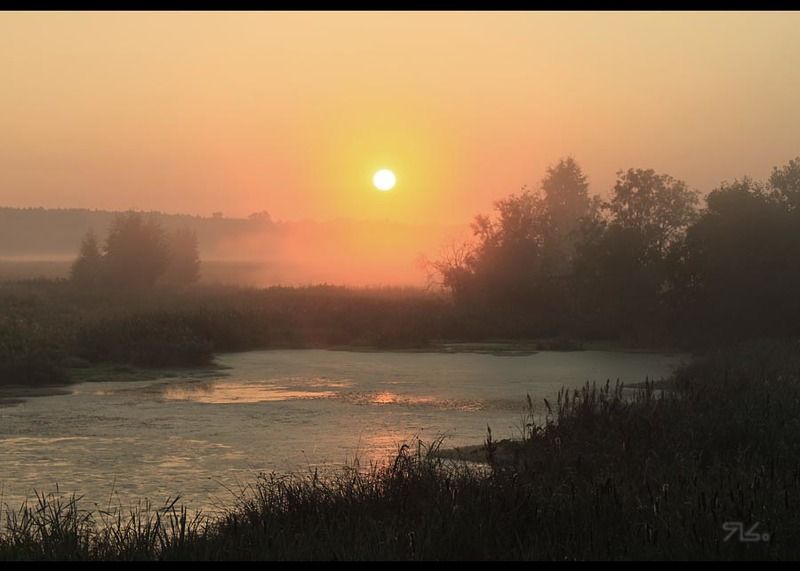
[0, 349, 687, 513]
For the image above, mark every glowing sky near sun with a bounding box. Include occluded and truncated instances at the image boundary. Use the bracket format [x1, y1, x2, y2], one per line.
[1, 11, 800, 224]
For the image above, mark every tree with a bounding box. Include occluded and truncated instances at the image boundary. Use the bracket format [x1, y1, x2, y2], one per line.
[69, 212, 205, 293]
[468, 189, 547, 297]
[572, 168, 699, 342]
[540, 156, 591, 275]
[70, 229, 104, 289]
[103, 211, 169, 291]
[670, 173, 800, 344]
[605, 168, 699, 257]
[768, 156, 800, 211]
[425, 238, 475, 296]
[162, 228, 201, 287]
[429, 157, 597, 337]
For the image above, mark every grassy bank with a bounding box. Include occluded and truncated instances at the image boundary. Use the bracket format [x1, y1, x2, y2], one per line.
[0, 281, 452, 387]
[2, 340, 798, 560]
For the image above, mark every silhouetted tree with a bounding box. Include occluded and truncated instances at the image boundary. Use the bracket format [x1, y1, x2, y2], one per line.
[426, 238, 475, 297]
[432, 157, 595, 337]
[70, 229, 104, 289]
[162, 228, 201, 287]
[541, 157, 591, 275]
[573, 169, 699, 342]
[670, 168, 800, 345]
[605, 168, 699, 256]
[430, 156, 800, 346]
[769, 156, 800, 211]
[103, 211, 169, 291]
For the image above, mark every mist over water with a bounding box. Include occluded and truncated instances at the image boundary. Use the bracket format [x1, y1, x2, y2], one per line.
[0, 349, 686, 514]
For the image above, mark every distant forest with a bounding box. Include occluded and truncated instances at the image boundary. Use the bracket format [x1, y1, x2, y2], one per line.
[0, 207, 275, 259]
[0, 208, 454, 286]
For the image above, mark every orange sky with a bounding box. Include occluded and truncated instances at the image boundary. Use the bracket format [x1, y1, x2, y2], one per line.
[2, 11, 800, 225]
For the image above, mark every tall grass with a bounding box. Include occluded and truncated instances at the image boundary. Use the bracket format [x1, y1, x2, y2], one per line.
[0, 316, 68, 386]
[0, 281, 453, 379]
[3, 340, 799, 560]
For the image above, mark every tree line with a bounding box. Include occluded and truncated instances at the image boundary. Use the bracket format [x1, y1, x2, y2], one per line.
[0, 206, 275, 259]
[431, 156, 800, 347]
[65, 157, 800, 348]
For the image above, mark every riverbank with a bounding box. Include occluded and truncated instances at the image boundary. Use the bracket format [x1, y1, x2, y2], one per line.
[0, 362, 229, 407]
[67, 362, 230, 384]
[2, 335, 684, 396]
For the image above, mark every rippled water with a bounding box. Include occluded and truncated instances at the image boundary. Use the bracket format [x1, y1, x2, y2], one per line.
[0, 349, 687, 513]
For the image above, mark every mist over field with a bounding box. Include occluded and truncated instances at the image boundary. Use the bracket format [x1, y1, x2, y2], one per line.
[0, 207, 462, 286]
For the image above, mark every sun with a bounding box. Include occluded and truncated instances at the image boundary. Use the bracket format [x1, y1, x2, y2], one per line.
[373, 169, 396, 191]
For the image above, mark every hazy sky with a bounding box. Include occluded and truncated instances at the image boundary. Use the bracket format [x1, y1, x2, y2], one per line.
[2, 11, 799, 224]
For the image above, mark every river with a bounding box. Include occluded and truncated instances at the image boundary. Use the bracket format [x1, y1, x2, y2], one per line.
[0, 348, 687, 514]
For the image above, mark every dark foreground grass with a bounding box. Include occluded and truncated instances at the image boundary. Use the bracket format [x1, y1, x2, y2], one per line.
[3, 340, 800, 560]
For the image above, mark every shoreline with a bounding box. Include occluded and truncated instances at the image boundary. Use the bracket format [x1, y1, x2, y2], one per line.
[0, 343, 687, 404]
[0, 363, 230, 406]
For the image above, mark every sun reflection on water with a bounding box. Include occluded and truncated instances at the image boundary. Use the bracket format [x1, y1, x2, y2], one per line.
[163, 382, 336, 404]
